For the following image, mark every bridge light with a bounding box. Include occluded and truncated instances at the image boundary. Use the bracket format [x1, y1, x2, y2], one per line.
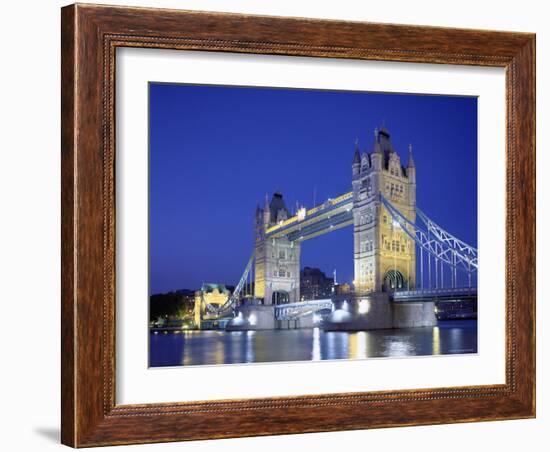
[330, 309, 352, 323]
[230, 311, 245, 326]
[248, 313, 257, 326]
[358, 299, 370, 314]
[392, 220, 401, 229]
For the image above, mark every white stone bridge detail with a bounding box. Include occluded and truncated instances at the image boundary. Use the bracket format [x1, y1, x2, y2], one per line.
[274, 299, 333, 321]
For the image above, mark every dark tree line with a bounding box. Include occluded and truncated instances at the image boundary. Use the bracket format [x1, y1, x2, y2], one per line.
[149, 290, 195, 321]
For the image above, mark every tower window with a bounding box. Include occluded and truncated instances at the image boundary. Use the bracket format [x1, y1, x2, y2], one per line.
[361, 240, 373, 252]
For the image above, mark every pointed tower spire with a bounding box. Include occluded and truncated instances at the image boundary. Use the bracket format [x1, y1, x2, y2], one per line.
[407, 143, 415, 168]
[370, 126, 383, 171]
[406, 143, 416, 183]
[352, 138, 361, 179]
[352, 137, 361, 164]
[263, 193, 271, 226]
[373, 127, 382, 154]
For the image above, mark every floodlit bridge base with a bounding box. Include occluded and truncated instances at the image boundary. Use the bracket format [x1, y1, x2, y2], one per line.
[226, 300, 326, 331]
[324, 292, 436, 331]
[226, 305, 276, 331]
[225, 293, 438, 332]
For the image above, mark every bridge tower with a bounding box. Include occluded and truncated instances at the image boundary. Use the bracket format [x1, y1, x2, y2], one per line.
[352, 127, 416, 294]
[254, 192, 301, 305]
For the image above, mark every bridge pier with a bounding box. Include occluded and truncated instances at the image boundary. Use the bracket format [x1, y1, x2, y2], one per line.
[226, 300, 326, 331]
[276, 314, 315, 330]
[226, 305, 275, 331]
[392, 301, 437, 328]
[324, 293, 392, 331]
[323, 292, 436, 331]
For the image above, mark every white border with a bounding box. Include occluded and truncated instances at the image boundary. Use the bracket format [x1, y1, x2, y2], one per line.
[116, 48, 505, 404]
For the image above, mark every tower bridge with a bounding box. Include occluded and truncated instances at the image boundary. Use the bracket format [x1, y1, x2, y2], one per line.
[195, 126, 478, 331]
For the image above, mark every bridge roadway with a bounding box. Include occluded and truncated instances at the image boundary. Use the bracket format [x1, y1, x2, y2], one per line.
[265, 192, 353, 242]
[391, 287, 477, 302]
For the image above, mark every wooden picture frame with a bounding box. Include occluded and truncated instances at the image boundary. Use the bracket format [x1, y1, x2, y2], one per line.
[61, 3, 535, 447]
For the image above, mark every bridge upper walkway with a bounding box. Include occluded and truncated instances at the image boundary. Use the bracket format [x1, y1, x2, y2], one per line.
[265, 192, 353, 242]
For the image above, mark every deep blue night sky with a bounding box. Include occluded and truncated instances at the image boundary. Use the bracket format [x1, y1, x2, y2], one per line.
[149, 83, 477, 295]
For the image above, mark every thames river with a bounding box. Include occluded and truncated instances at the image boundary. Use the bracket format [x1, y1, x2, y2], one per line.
[149, 320, 477, 367]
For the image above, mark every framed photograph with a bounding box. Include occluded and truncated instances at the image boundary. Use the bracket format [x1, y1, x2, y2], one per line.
[61, 4, 535, 447]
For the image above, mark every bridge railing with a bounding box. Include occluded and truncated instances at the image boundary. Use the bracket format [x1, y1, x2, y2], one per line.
[392, 287, 477, 301]
[274, 299, 333, 320]
[275, 299, 333, 310]
[286, 210, 353, 242]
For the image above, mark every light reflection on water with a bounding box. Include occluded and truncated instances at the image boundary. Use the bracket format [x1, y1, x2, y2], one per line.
[150, 320, 477, 367]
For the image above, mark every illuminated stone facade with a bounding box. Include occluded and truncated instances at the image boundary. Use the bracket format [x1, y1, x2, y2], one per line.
[194, 283, 231, 326]
[254, 193, 301, 304]
[352, 127, 416, 294]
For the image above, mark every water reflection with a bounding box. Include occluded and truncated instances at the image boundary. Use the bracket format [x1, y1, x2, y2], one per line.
[384, 336, 415, 357]
[150, 320, 477, 367]
[246, 331, 255, 363]
[312, 327, 321, 361]
[433, 327, 441, 355]
[350, 331, 368, 359]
